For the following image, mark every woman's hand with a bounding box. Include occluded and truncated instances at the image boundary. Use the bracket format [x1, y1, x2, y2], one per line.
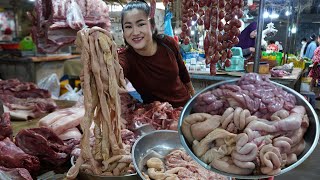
[185, 82, 195, 96]
[249, 47, 255, 52]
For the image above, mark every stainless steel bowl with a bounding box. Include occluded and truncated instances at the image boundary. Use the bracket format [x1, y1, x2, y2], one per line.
[70, 156, 138, 180]
[131, 130, 182, 180]
[178, 79, 320, 179]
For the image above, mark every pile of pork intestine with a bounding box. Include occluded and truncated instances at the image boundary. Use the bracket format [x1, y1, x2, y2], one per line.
[182, 73, 310, 176]
[143, 149, 227, 180]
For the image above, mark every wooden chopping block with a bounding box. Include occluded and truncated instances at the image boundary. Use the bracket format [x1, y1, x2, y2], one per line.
[246, 62, 270, 74]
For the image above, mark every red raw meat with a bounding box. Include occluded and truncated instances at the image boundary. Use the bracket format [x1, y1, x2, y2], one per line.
[0, 166, 32, 180]
[0, 112, 12, 141]
[15, 127, 75, 166]
[0, 79, 51, 99]
[0, 138, 40, 174]
[29, 0, 111, 53]
[126, 101, 182, 131]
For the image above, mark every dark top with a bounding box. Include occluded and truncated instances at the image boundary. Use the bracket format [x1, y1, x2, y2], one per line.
[118, 35, 191, 107]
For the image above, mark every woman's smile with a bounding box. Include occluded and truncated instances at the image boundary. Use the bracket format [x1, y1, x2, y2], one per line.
[132, 37, 144, 43]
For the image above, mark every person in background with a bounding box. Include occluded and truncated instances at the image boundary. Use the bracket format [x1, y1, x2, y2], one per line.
[118, 0, 195, 107]
[180, 38, 193, 53]
[1, 27, 13, 41]
[236, 21, 257, 57]
[300, 38, 307, 58]
[266, 40, 279, 52]
[304, 34, 318, 59]
[275, 41, 283, 52]
[308, 35, 320, 88]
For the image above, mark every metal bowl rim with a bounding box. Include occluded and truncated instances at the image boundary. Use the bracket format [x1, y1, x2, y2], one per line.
[178, 78, 320, 179]
[131, 130, 179, 180]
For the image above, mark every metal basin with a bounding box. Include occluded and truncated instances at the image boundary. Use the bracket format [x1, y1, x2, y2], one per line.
[131, 130, 182, 180]
[70, 156, 138, 180]
[178, 79, 320, 179]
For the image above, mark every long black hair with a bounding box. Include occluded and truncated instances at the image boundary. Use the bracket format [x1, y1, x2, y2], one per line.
[304, 33, 317, 54]
[121, 0, 158, 46]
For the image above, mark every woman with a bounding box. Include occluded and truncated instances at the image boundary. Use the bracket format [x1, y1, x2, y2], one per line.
[236, 22, 257, 57]
[304, 34, 318, 59]
[308, 35, 320, 87]
[118, 0, 195, 107]
[300, 38, 307, 58]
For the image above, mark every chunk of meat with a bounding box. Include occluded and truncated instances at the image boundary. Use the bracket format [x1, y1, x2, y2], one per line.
[0, 112, 12, 141]
[0, 138, 40, 174]
[48, 108, 84, 135]
[15, 127, 73, 165]
[0, 166, 32, 180]
[58, 127, 82, 141]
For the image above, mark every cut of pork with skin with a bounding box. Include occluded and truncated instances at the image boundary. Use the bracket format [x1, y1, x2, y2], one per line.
[38, 112, 69, 127]
[59, 127, 82, 141]
[38, 107, 84, 127]
[48, 108, 85, 135]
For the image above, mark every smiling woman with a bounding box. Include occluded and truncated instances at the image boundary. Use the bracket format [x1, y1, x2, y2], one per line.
[118, 0, 195, 108]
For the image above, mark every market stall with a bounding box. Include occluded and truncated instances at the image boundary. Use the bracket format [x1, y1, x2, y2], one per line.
[0, 55, 80, 83]
[0, 0, 320, 180]
[189, 68, 303, 92]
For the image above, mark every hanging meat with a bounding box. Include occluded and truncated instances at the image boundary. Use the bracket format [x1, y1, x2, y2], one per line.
[66, 27, 130, 178]
[28, 0, 111, 53]
[181, 0, 244, 75]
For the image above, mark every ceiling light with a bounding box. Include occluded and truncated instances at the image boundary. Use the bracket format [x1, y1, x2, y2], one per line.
[269, 13, 279, 19]
[285, 10, 291, 16]
[291, 26, 297, 34]
[263, 12, 269, 18]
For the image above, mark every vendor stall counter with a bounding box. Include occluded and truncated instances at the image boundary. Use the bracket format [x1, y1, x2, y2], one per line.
[0, 55, 80, 83]
[190, 68, 303, 92]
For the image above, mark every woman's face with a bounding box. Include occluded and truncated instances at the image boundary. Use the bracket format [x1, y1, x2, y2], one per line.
[122, 9, 153, 51]
[250, 30, 257, 38]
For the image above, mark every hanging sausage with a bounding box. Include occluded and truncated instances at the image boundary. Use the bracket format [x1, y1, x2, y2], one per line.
[181, 0, 244, 75]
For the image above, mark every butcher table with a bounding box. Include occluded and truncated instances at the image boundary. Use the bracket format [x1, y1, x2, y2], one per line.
[190, 68, 303, 92]
[11, 100, 76, 135]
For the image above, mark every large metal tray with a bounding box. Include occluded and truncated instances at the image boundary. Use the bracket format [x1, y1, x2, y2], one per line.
[178, 79, 319, 179]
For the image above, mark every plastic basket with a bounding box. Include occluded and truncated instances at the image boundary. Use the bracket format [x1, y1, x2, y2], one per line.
[287, 58, 305, 69]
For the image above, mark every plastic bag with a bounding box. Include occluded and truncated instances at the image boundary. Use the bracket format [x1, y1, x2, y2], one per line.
[37, 73, 60, 99]
[66, 0, 85, 30]
[164, 10, 173, 37]
[59, 84, 83, 101]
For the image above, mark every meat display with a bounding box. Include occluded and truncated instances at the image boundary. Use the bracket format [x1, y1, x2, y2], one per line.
[0, 112, 12, 141]
[29, 0, 111, 53]
[193, 73, 296, 119]
[0, 138, 40, 174]
[0, 79, 50, 99]
[67, 27, 129, 178]
[143, 149, 227, 180]
[0, 79, 57, 120]
[125, 101, 182, 131]
[181, 0, 244, 75]
[0, 166, 32, 180]
[15, 127, 75, 166]
[181, 73, 310, 176]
